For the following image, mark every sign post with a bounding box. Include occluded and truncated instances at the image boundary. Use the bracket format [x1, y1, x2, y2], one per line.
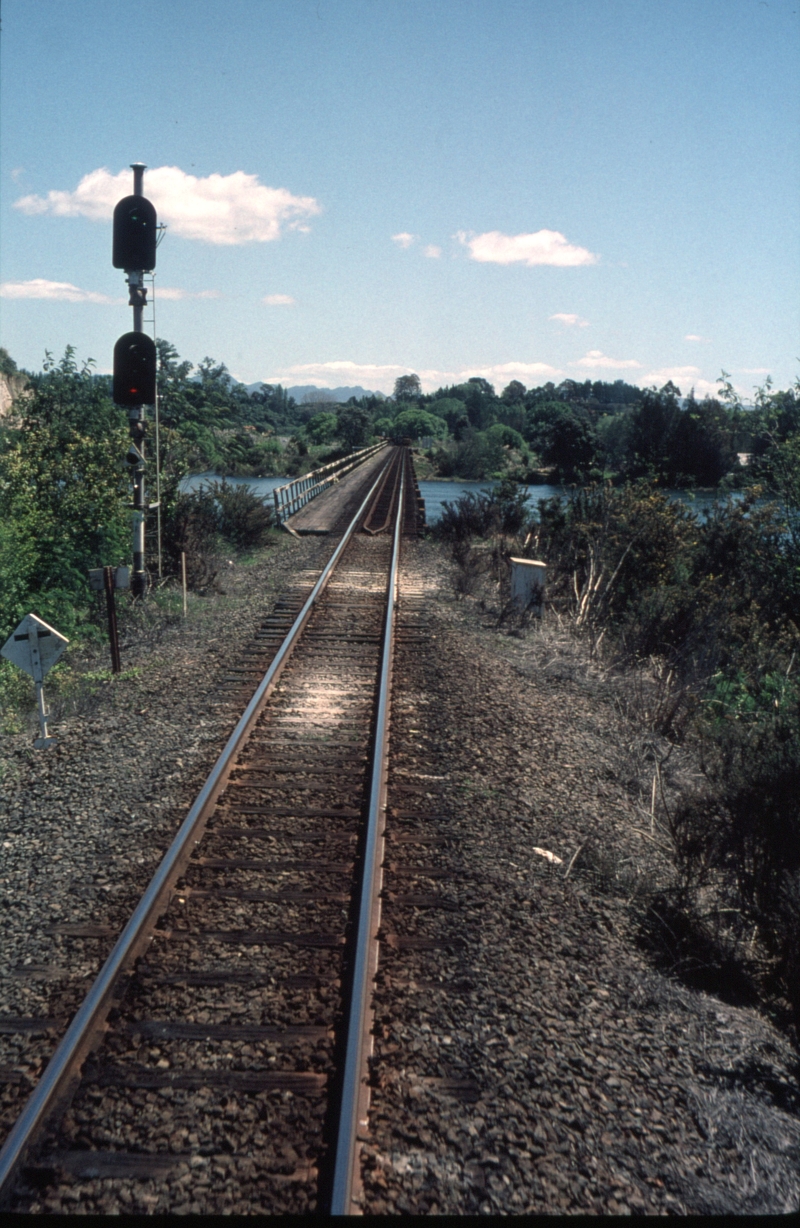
[0, 614, 69, 748]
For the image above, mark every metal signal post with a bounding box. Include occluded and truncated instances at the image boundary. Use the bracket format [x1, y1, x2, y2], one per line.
[113, 162, 158, 598]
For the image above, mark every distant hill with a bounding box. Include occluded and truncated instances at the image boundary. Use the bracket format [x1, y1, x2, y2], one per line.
[244, 382, 385, 403]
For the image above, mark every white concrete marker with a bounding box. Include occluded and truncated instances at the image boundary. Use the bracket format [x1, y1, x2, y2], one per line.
[1, 613, 69, 747]
[509, 557, 546, 616]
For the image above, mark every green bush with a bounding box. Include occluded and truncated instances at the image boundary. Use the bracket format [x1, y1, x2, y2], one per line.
[0, 354, 130, 641]
[528, 478, 800, 1020]
[213, 479, 274, 548]
[162, 479, 274, 589]
[433, 428, 506, 479]
[433, 477, 530, 542]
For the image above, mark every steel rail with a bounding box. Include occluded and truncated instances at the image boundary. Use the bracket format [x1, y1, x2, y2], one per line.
[0, 449, 399, 1203]
[331, 455, 405, 1215]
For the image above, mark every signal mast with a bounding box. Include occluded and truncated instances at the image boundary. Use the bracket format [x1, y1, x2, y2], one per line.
[112, 163, 158, 598]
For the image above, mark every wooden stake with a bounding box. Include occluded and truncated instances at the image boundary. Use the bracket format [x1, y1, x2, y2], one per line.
[103, 566, 122, 673]
[181, 551, 187, 617]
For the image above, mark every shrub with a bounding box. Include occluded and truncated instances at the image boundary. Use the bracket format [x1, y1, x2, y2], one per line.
[0, 348, 140, 643]
[433, 477, 531, 543]
[162, 479, 274, 590]
[213, 479, 274, 548]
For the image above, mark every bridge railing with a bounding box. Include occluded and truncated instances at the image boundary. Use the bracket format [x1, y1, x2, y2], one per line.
[272, 441, 388, 525]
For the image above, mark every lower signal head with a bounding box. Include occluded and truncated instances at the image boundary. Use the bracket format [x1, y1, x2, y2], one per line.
[113, 332, 156, 406]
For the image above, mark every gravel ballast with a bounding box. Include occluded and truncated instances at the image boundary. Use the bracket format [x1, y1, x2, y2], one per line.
[1, 530, 799, 1215]
[361, 539, 800, 1216]
[0, 534, 331, 1159]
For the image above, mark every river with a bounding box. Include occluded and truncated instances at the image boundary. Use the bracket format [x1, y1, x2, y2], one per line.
[180, 473, 741, 524]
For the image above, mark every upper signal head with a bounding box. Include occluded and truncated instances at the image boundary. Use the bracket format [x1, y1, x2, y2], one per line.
[113, 194, 157, 271]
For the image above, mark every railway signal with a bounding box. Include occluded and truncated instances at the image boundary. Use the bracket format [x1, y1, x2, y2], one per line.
[113, 332, 157, 407]
[112, 162, 158, 598]
[0, 614, 68, 748]
[112, 195, 157, 273]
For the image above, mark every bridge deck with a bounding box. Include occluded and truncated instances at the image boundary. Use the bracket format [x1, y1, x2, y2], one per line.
[283, 447, 390, 534]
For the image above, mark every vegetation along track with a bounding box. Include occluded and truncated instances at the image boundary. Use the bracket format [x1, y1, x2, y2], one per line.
[0, 446, 427, 1215]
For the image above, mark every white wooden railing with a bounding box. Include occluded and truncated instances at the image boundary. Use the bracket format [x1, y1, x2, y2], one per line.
[272, 441, 388, 525]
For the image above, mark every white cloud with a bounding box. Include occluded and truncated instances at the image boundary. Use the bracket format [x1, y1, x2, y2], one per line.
[156, 287, 220, 300]
[456, 229, 598, 267]
[642, 365, 701, 384]
[739, 367, 771, 375]
[0, 278, 118, 303]
[391, 232, 417, 248]
[550, 312, 589, 327]
[262, 359, 562, 395]
[461, 361, 561, 383]
[11, 167, 25, 182]
[575, 349, 641, 370]
[263, 361, 408, 389]
[685, 334, 711, 343]
[262, 293, 296, 306]
[641, 365, 727, 398]
[424, 244, 442, 259]
[14, 166, 321, 246]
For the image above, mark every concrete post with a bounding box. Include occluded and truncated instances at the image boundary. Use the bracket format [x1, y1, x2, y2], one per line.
[509, 557, 546, 616]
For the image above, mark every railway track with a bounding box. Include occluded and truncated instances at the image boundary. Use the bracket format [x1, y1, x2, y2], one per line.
[0, 445, 432, 1216]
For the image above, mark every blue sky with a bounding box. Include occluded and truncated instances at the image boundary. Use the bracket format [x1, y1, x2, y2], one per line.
[1, 0, 798, 396]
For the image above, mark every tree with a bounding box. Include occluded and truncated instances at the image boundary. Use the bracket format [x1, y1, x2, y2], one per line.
[628, 384, 682, 479]
[429, 398, 469, 439]
[671, 394, 737, 486]
[0, 348, 130, 639]
[0, 347, 20, 377]
[485, 422, 525, 451]
[336, 403, 372, 451]
[23, 346, 121, 438]
[501, 379, 526, 404]
[393, 373, 422, 402]
[305, 411, 338, 446]
[542, 411, 597, 479]
[596, 411, 633, 474]
[462, 379, 496, 431]
[391, 408, 448, 441]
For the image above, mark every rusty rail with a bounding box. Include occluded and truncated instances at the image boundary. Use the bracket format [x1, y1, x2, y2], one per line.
[331, 456, 405, 1213]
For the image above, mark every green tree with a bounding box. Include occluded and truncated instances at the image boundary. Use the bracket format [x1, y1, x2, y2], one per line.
[525, 400, 597, 477]
[393, 373, 422, 402]
[501, 379, 526, 404]
[596, 411, 633, 474]
[671, 394, 737, 486]
[391, 408, 448, 441]
[429, 397, 470, 439]
[543, 411, 597, 480]
[336, 403, 373, 451]
[305, 411, 338, 445]
[0, 349, 130, 639]
[628, 383, 682, 479]
[484, 422, 526, 452]
[462, 378, 496, 431]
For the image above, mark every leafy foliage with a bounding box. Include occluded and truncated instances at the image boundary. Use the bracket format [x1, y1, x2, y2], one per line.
[389, 408, 448, 441]
[433, 477, 531, 542]
[0, 349, 129, 640]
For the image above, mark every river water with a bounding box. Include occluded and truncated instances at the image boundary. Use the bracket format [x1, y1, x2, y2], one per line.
[180, 472, 739, 524]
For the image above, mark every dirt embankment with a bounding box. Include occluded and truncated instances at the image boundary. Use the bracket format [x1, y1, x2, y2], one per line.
[0, 371, 28, 418]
